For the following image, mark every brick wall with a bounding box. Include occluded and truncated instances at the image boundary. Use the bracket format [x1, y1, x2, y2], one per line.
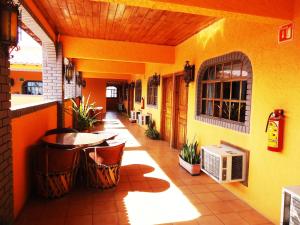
[0, 46, 13, 225]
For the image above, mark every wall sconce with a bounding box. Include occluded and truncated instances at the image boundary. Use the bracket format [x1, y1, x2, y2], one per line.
[9, 78, 14, 87]
[64, 58, 74, 84]
[81, 79, 86, 88]
[183, 61, 195, 87]
[0, 0, 20, 54]
[151, 73, 160, 86]
[76, 72, 83, 86]
[130, 81, 135, 88]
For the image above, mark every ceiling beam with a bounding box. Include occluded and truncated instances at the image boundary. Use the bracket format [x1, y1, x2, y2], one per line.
[61, 36, 175, 64]
[22, 0, 56, 42]
[94, 0, 293, 24]
[74, 59, 145, 75]
[83, 72, 139, 80]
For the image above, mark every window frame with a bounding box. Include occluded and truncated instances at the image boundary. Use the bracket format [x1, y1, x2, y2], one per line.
[196, 52, 252, 133]
[147, 78, 158, 107]
[135, 79, 142, 103]
[22, 80, 43, 95]
[106, 86, 118, 98]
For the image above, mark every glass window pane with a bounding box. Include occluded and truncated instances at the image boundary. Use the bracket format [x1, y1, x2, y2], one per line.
[215, 82, 221, 98]
[202, 84, 207, 98]
[222, 101, 230, 119]
[207, 101, 213, 116]
[240, 103, 246, 122]
[232, 60, 242, 77]
[207, 84, 214, 98]
[230, 102, 239, 121]
[203, 68, 209, 80]
[201, 100, 207, 114]
[241, 81, 247, 100]
[223, 62, 231, 78]
[208, 66, 215, 80]
[216, 64, 222, 79]
[231, 81, 240, 100]
[223, 82, 230, 99]
[214, 101, 220, 117]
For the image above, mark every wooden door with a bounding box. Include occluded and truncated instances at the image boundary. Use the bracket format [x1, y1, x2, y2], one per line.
[128, 87, 134, 116]
[174, 75, 188, 149]
[161, 76, 173, 142]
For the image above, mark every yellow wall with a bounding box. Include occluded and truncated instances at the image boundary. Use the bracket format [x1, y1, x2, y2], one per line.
[133, 8, 300, 224]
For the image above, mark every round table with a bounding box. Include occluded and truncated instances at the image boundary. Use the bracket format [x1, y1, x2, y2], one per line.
[41, 132, 115, 148]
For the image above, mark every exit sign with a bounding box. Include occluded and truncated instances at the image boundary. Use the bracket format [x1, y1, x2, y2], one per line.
[279, 23, 293, 43]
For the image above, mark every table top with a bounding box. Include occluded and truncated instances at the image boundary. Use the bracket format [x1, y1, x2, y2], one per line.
[41, 132, 116, 148]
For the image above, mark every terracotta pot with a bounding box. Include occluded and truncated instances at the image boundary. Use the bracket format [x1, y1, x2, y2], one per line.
[179, 156, 201, 175]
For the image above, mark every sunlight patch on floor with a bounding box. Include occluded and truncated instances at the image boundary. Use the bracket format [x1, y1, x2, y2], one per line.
[122, 150, 201, 225]
[103, 118, 126, 129]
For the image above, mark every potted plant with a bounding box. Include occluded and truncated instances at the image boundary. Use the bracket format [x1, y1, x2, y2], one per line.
[145, 119, 160, 140]
[179, 139, 201, 175]
[70, 94, 99, 132]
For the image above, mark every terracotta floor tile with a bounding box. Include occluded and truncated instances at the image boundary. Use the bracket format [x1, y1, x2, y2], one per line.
[118, 212, 130, 225]
[93, 212, 118, 225]
[65, 215, 93, 225]
[193, 203, 214, 216]
[239, 210, 271, 225]
[187, 184, 211, 194]
[197, 215, 224, 225]
[213, 190, 238, 201]
[216, 212, 248, 225]
[196, 193, 221, 203]
[205, 201, 236, 214]
[206, 184, 226, 192]
[93, 201, 118, 214]
[173, 220, 199, 224]
[114, 191, 129, 201]
[115, 200, 128, 212]
[67, 203, 93, 216]
[226, 199, 253, 212]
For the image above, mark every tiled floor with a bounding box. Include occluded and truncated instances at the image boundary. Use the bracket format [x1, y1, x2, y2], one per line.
[14, 112, 274, 225]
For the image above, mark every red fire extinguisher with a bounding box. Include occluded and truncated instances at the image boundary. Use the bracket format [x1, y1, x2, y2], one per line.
[141, 97, 145, 109]
[265, 109, 284, 152]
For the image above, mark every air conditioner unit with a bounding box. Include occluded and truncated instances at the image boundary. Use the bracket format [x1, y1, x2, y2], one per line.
[201, 144, 246, 183]
[137, 114, 151, 126]
[281, 186, 300, 225]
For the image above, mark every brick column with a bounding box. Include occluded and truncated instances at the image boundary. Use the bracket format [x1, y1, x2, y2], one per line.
[0, 46, 13, 225]
[42, 42, 64, 127]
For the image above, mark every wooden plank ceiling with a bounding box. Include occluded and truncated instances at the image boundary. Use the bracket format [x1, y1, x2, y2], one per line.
[33, 0, 216, 46]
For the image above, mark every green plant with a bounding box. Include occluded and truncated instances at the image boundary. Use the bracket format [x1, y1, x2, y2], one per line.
[180, 139, 200, 164]
[70, 94, 99, 131]
[145, 119, 160, 140]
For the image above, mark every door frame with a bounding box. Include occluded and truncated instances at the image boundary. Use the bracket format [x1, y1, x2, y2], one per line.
[160, 71, 188, 149]
[173, 71, 188, 149]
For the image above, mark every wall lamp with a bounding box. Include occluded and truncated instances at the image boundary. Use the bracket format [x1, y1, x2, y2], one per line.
[130, 81, 135, 88]
[64, 58, 74, 84]
[0, 0, 20, 55]
[183, 61, 195, 87]
[151, 73, 160, 86]
[76, 72, 83, 86]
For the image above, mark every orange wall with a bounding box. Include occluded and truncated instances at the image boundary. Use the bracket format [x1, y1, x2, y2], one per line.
[12, 104, 57, 218]
[134, 10, 300, 223]
[10, 70, 42, 94]
[82, 78, 107, 113]
[64, 99, 73, 128]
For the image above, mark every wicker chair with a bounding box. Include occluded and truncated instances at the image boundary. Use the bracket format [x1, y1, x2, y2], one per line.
[45, 128, 79, 136]
[34, 146, 80, 198]
[83, 141, 125, 189]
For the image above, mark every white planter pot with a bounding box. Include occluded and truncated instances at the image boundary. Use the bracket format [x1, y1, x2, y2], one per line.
[179, 156, 201, 175]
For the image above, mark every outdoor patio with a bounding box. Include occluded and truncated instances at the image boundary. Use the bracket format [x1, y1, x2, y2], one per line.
[13, 112, 273, 225]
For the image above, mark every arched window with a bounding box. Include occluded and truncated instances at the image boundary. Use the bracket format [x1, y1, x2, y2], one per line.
[22, 80, 43, 95]
[135, 79, 142, 103]
[106, 86, 117, 98]
[147, 78, 158, 106]
[196, 52, 252, 133]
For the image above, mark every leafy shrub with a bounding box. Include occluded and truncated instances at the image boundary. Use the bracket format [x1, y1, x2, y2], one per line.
[145, 119, 160, 140]
[180, 139, 200, 164]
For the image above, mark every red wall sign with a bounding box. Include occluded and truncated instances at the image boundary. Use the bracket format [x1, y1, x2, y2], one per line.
[279, 23, 293, 43]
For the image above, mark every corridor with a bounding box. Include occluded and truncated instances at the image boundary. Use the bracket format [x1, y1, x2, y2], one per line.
[14, 112, 273, 225]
